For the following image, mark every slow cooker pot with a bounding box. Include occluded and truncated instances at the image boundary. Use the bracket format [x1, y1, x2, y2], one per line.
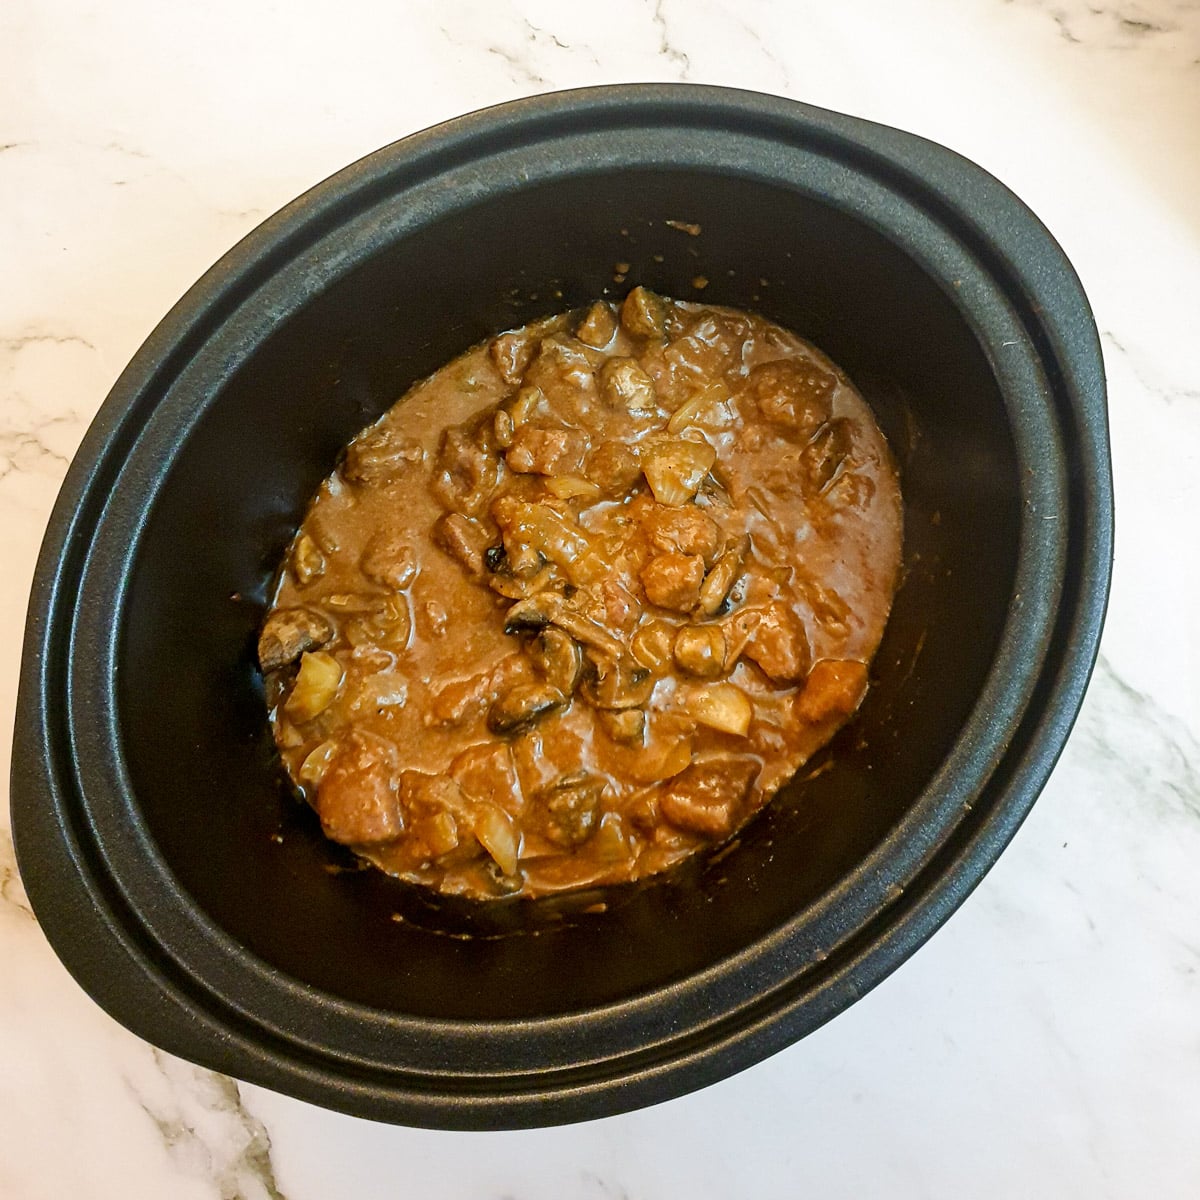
[11, 85, 1112, 1128]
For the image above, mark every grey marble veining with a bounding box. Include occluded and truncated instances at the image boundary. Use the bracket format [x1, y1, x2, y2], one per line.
[127, 1053, 285, 1200]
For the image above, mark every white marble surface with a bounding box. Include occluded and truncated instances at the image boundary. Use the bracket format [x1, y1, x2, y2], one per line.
[2, 0, 1198, 1194]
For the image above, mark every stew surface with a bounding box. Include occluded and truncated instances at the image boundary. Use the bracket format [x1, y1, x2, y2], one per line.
[261, 290, 902, 899]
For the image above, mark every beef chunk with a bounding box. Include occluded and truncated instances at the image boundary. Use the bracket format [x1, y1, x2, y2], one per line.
[450, 742, 521, 810]
[428, 655, 526, 726]
[341, 428, 423, 486]
[621, 286, 667, 339]
[258, 606, 333, 672]
[585, 440, 643, 498]
[641, 502, 722, 565]
[360, 534, 417, 590]
[742, 358, 835, 438]
[489, 330, 536, 384]
[432, 421, 503, 515]
[599, 357, 658, 414]
[741, 601, 811, 685]
[662, 320, 736, 383]
[316, 733, 403, 845]
[576, 301, 618, 349]
[400, 769, 469, 818]
[658, 758, 760, 838]
[640, 551, 705, 612]
[801, 419, 854, 493]
[399, 770, 473, 860]
[796, 660, 868, 722]
[522, 335, 599, 407]
[433, 512, 491, 576]
[505, 425, 588, 475]
[597, 578, 640, 635]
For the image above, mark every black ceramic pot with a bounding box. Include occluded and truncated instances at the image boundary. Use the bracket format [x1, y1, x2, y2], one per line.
[11, 85, 1112, 1129]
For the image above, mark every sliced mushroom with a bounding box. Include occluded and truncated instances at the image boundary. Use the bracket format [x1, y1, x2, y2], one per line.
[547, 589, 629, 646]
[259, 606, 334, 672]
[486, 539, 545, 585]
[695, 537, 748, 617]
[484, 544, 507, 573]
[488, 564, 556, 601]
[597, 708, 646, 745]
[528, 627, 584, 695]
[503, 592, 626, 660]
[508, 383, 544, 425]
[502, 595, 553, 636]
[630, 619, 676, 675]
[582, 656, 655, 711]
[493, 384, 545, 448]
[537, 772, 606, 848]
[673, 624, 729, 679]
[487, 682, 568, 734]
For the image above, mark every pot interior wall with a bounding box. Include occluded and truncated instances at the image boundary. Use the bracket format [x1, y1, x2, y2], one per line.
[118, 169, 1020, 1018]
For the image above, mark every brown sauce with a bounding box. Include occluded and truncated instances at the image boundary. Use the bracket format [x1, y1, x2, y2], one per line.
[260, 290, 902, 899]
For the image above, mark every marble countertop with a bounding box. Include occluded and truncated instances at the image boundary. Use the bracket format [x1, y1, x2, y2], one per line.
[3, 0, 1198, 1195]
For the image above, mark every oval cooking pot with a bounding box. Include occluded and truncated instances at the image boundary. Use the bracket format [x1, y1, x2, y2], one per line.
[11, 84, 1113, 1129]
